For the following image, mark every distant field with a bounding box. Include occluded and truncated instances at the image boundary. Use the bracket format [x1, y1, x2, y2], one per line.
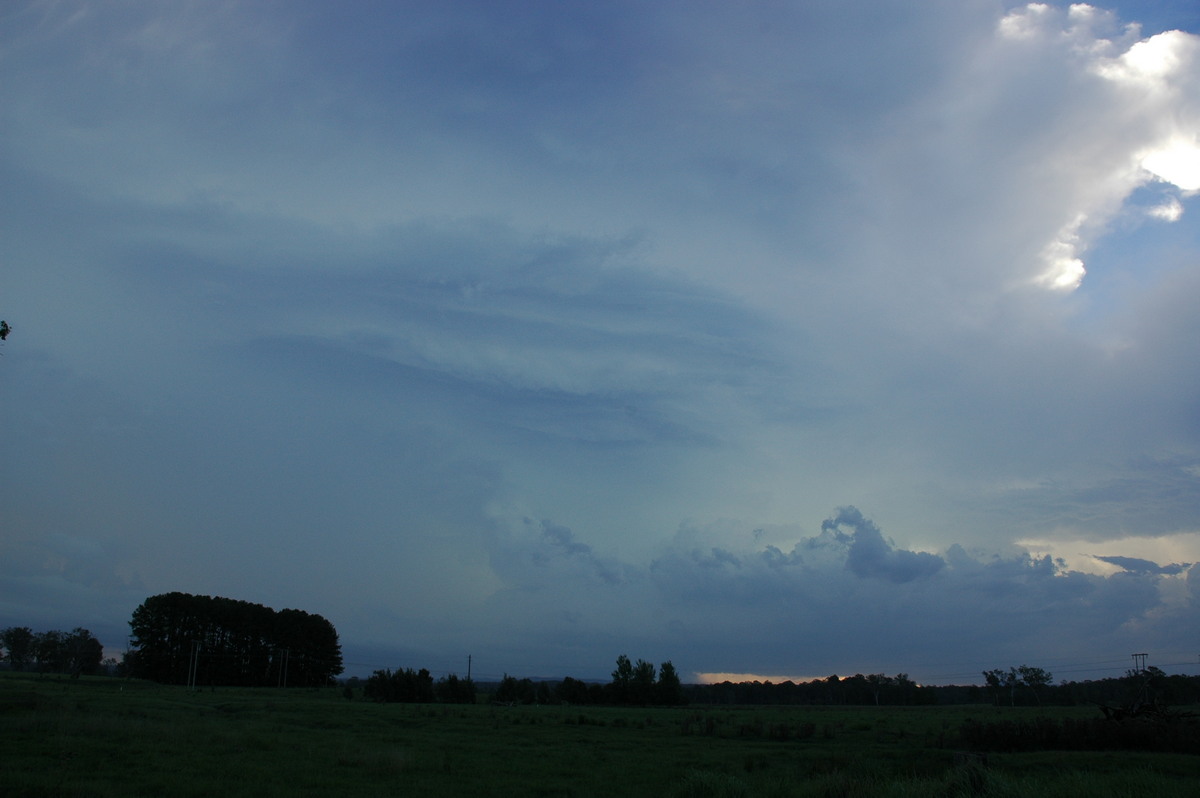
[3, 673, 1198, 797]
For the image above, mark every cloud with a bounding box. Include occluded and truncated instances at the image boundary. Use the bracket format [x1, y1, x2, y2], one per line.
[857, 3, 1200, 299]
[522, 508, 1194, 679]
[1147, 196, 1184, 220]
[3, 1, 1200, 682]
[1090, 554, 1192, 575]
[821, 507, 945, 583]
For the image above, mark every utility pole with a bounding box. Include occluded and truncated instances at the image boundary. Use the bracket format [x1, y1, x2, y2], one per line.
[1131, 652, 1150, 706]
[467, 654, 472, 682]
[188, 641, 201, 690]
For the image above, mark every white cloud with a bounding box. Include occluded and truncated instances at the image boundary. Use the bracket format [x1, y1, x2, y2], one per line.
[1140, 137, 1200, 191]
[1095, 29, 1197, 85]
[999, 3, 1054, 40]
[981, 5, 1200, 292]
[1093, 29, 1200, 192]
[1035, 215, 1089, 290]
[1147, 196, 1184, 220]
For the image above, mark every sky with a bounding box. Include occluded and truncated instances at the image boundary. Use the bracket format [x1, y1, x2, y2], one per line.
[2, 1, 1200, 686]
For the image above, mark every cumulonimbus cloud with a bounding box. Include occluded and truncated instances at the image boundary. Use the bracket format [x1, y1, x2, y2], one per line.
[996, 4, 1200, 290]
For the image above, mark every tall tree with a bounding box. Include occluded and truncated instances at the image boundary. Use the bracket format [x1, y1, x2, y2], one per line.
[556, 676, 592, 705]
[435, 673, 476, 704]
[982, 669, 1005, 705]
[984, 665, 1051, 706]
[1, 626, 35, 671]
[865, 673, 892, 706]
[1017, 665, 1053, 705]
[64, 628, 104, 677]
[365, 667, 436, 703]
[631, 659, 657, 705]
[33, 630, 66, 674]
[657, 660, 685, 706]
[610, 654, 633, 704]
[128, 592, 342, 686]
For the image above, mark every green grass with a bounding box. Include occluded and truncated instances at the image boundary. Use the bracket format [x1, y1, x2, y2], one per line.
[2, 673, 1197, 797]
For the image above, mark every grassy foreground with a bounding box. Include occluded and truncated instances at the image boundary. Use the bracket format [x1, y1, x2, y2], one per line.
[3, 673, 1197, 797]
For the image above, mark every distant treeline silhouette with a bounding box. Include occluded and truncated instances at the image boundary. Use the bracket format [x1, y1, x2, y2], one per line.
[354, 661, 1200, 710]
[687, 673, 933, 706]
[126, 592, 343, 687]
[363, 667, 476, 704]
[683, 669, 1200, 708]
[1, 626, 104, 677]
[487, 657, 685, 706]
[361, 655, 686, 706]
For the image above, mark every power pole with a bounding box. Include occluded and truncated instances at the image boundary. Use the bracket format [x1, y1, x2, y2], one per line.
[467, 654, 472, 682]
[188, 641, 201, 690]
[1131, 652, 1150, 706]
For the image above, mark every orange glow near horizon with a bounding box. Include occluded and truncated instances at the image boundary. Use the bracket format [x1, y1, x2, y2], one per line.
[694, 672, 826, 685]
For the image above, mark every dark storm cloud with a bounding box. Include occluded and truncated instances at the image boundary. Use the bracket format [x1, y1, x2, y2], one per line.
[821, 507, 946, 583]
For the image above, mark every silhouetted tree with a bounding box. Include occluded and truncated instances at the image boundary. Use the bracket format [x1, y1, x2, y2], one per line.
[128, 592, 342, 686]
[63, 628, 104, 677]
[631, 659, 656, 704]
[1, 626, 35, 671]
[435, 673, 477, 704]
[603, 655, 687, 706]
[610, 654, 633, 704]
[34, 630, 66, 674]
[657, 660, 685, 706]
[1017, 665, 1053, 705]
[556, 676, 592, 705]
[1, 627, 99, 676]
[866, 673, 892, 706]
[984, 665, 1052, 706]
[494, 674, 537, 704]
[365, 667, 435, 703]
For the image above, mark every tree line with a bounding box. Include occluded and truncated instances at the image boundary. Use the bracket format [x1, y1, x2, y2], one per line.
[684, 667, 1200, 708]
[363, 668, 477, 704]
[126, 592, 343, 687]
[362, 655, 686, 706]
[486, 656, 685, 706]
[686, 672, 932, 706]
[1, 626, 105, 677]
[981, 664, 1053, 705]
[949, 666, 1200, 709]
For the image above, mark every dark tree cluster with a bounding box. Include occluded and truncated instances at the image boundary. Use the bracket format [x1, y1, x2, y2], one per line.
[1, 626, 104, 677]
[490, 674, 593, 705]
[364, 667, 433, 702]
[931, 667, 1200, 709]
[608, 655, 686, 706]
[981, 665, 1053, 706]
[362, 667, 476, 704]
[127, 592, 342, 687]
[360, 662, 477, 700]
[435, 672, 477, 704]
[488, 656, 686, 706]
[685, 672, 932, 706]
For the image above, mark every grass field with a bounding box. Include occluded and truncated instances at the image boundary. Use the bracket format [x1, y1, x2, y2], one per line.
[3, 673, 1198, 797]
